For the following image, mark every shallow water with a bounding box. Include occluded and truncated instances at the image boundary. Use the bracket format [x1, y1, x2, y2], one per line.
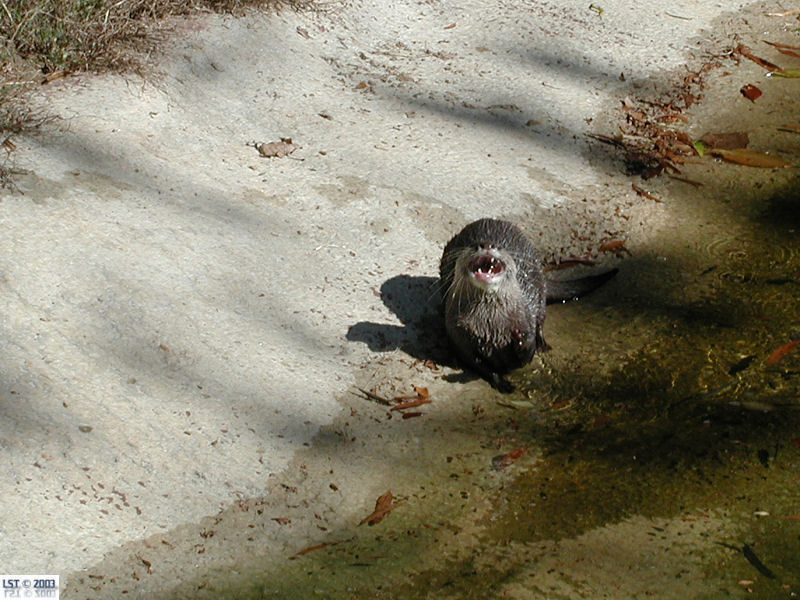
[182, 167, 799, 600]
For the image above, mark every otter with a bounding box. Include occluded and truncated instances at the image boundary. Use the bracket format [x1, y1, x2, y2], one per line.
[439, 218, 617, 392]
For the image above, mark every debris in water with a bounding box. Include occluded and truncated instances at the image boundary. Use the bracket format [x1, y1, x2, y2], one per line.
[355, 388, 391, 405]
[391, 398, 430, 411]
[599, 240, 630, 255]
[359, 491, 396, 526]
[668, 175, 703, 187]
[728, 355, 757, 375]
[764, 40, 800, 59]
[391, 386, 431, 411]
[770, 69, 800, 78]
[765, 340, 800, 365]
[740, 84, 762, 102]
[708, 148, 793, 168]
[701, 132, 750, 150]
[631, 183, 661, 202]
[735, 44, 784, 72]
[294, 542, 332, 556]
[492, 448, 526, 470]
[742, 544, 777, 579]
[767, 9, 800, 16]
[716, 542, 777, 579]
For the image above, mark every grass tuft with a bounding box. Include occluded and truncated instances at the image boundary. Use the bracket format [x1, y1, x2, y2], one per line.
[0, 0, 313, 185]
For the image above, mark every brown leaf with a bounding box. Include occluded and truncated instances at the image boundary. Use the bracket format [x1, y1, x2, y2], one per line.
[709, 148, 793, 168]
[735, 44, 784, 72]
[765, 340, 800, 365]
[359, 491, 396, 526]
[764, 41, 800, 59]
[778, 125, 800, 133]
[701, 132, 750, 150]
[390, 398, 431, 411]
[391, 386, 431, 410]
[740, 84, 762, 102]
[256, 138, 297, 158]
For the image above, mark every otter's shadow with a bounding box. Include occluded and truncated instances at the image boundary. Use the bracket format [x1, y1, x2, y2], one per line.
[347, 274, 455, 367]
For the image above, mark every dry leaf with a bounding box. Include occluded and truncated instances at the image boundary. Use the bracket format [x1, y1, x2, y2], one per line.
[256, 138, 297, 158]
[359, 491, 396, 526]
[709, 148, 793, 168]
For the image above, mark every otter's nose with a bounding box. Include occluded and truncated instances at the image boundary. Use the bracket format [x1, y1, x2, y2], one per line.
[480, 242, 496, 250]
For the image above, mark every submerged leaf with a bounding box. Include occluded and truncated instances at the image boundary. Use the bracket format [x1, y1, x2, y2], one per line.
[735, 44, 784, 72]
[701, 132, 749, 150]
[766, 340, 800, 365]
[740, 84, 762, 102]
[764, 40, 800, 59]
[709, 148, 793, 168]
[359, 491, 396, 526]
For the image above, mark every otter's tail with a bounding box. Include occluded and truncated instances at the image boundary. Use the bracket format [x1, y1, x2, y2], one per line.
[545, 268, 618, 304]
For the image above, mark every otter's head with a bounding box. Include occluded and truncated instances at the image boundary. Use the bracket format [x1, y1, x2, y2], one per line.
[456, 243, 515, 294]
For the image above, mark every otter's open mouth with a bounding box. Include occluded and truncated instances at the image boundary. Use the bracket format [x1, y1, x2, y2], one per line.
[469, 254, 506, 282]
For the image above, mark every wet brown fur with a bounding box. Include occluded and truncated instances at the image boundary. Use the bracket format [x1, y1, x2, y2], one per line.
[440, 218, 547, 391]
[440, 218, 617, 392]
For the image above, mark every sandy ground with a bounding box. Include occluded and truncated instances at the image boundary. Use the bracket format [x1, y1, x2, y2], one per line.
[1, 0, 798, 597]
